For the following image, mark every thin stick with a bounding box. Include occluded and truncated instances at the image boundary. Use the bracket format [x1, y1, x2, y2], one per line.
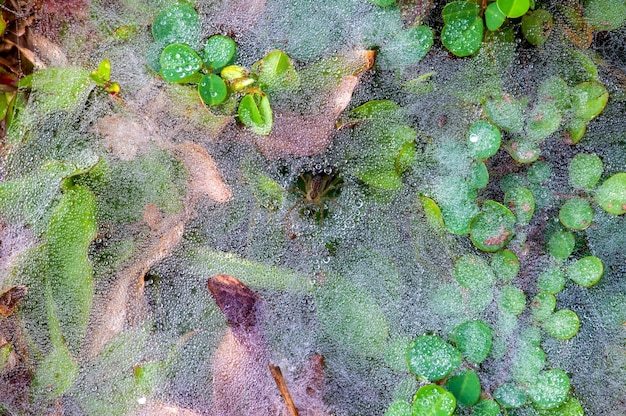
[269, 364, 299, 416]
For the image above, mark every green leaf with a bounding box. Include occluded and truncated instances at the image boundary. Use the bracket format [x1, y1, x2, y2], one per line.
[316, 277, 389, 357]
[368, 0, 396, 6]
[454, 254, 496, 289]
[198, 73, 227, 105]
[511, 343, 546, 383]
[543, 309, 580, 340]
[528, 160, 551, 183]
[504, 187, 535, 225]
[564, 117, 587, 144]
[537, 267, 566, 294]
[442, 1, 480, 24]
[537, 77, 570, 111]
[548, 231, 575, 260]
[527, 370, 570, 409]
[531, 292, 556, 322]
[412, 384, 456, 416]
[407, 335, 462, 381]
[567, 256, 603, 287]
[594, 172, 626, 215]
[469, 161, 489, 189]
[349, 99, 402, 122]
[497, 0, 530, 18]
[434, 177, 479, 235]
[452, 320, 492, 364]
[571, 81, 609, 122]
[467, 120, 502, 160]
[569, 153, 603, 190]
[238, 93, 273, 135]
[508, 139, 540, 163]
[377, 26, 433, 69]
[559, 198, 594, 230]
[537, 397, 584, 416]
[31, 344, 79, 403]
[584, 0, 626, 30]
[486, 2, 507, 31]
[418, 196, 445, 230]
[469, 200, 516, 252]
[203, 35, 236, 71]
[31, 68, 93, 113]
[472, 400, 501, 416]
[521, 9, 553, 46]
[441, 15, 484, 57]
[160, 43, 202, 83]
[484, 93, 524, 133]
[151, 3, 200, 47]
[46, 185, 97, 350]
[498, 285, 526, 315]
[490, 249, 520, 282]
[526, 102, 562, 142]
[252, 50, 300, 95]
[445, 369, 480, 407]
[493, 383, 527, 408]
[384, 400, 412, 416]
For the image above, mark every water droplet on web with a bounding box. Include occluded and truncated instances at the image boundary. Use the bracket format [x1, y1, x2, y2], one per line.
[469, 133, 479, 143]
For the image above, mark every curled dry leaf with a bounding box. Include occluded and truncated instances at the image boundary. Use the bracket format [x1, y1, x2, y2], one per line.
[0, 285, 27, 317]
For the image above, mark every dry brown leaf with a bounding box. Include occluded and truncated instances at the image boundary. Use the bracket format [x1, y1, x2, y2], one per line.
[96, 114, 157, 161]
[134, 401, 202, 416]
[174, 142, 232, 204]
[0, 285, 27, 317]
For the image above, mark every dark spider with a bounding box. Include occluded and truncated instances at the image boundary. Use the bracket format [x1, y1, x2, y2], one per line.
[285, 170, 343, 224]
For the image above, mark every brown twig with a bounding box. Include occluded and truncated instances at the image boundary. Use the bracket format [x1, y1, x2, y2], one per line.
[269, 364, 299, 416]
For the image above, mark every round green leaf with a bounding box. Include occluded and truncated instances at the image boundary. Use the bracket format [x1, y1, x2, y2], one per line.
[203, 35, 236, 71]
[160, 43, 202, 83]
[498, 285, 526, 315]
[469, 161, 489, 189]
[531, 292, 556, 322]
[407, 335, 462, 381]
[436, 177, 479, 235]
[469, 200, 516, 252]
[567, 255, 603, 287]
[368, 0, 396, 6]
[412, 384, 456, 416]
[508, 139, 540, 163]
[491, 249, 520, 282]
[537, 267, 566, 294]
[377, 26, 433, 69]
[527, 369, 570, 409]
[484, 94, 524, 133]
[501, 173, 526, 193]
[493, 383, 527, 408]
[594, 172, 626, 215]
[548, 231, 575, 260]
[537, 77, 571, 111]
[559, 198, 594, 230]
[454, 254, 496, 289]
[565, 117, 587, 144]
[152, 3, 200, 47]
[528, 160, 551, 184]
[445, 369, 481, 407]
[472, 400, 501, 416]
[497, 0, 530, 18]
[571, 81, 609, 122]
[521, 9, 553, 46]
[452, 320, 493, 364]
[512, 344, 546, 383]
[569, 153, 603, 190]
[526, 102, 562, 142]
[543, 309, 580, 340]
[538, 397, 584, 416]
[485, 2, 507, 31]
[467, 120, 502, 160]
[504, 186, 535, 225]
[198, 73, 227, 105]
[441, 3, 484, 57]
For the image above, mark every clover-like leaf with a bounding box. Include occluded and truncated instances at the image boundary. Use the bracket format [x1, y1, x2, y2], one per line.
[469, 200, 516, 252]
[521, 9, 553, 46]
[559, 198, 594, 230]
[494, 383, 527, 408]
[531, 292, 556, 322]
[412, 384, 456, 416]
[548, 231, 575, 260]
[569, 153, 603, 190]
[198, 73, 227, 105]
[594, 172, 626, 215]
[203, 35, 236, 71]
[454, 255, 495, 289]
[497, 0, 530, 18]
[252, 50, 300, 95]
[526, 101, 562, 142]
[472, 400, 501, 416]
[527, 370, 571, 409]
[152, 3, 200, 47]
[407, 335, 462, 381]
[441, 1, 483, 57]
[485, 2, 507, 31]
[543, 309, 580, 340]
[511, 343, 546, 383]
[467, 120, 501, 160]
[498, 285, 526, 315]
[508, 139, 540, 163]
[469, 161, 489, 189]
[452, 320, 492, 364]
[537, 267, 566, 294]
[571, 81, 609, 122]
[491, 249, 520, 282]
[160, 43, 202, 83]
[445, 370, 481, 407]
[567, 256, 603, 287]
[504, 186, 535, 225]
